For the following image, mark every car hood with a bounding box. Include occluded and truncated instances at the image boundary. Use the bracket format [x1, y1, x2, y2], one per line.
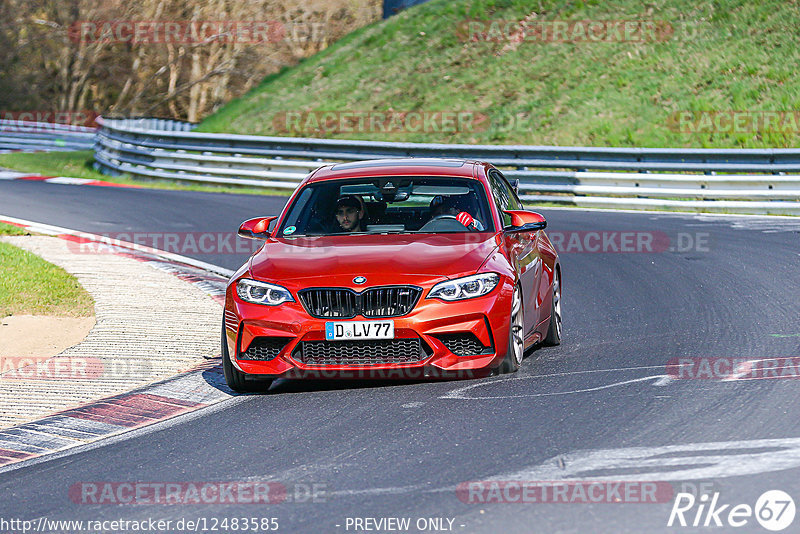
[248, 233, 499, 284]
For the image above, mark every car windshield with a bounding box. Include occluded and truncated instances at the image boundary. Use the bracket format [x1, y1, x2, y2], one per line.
[277, 176, 495, 237]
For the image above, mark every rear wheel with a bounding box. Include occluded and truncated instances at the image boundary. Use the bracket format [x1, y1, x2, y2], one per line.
[543, 269, 562, 346]
[500, 285, 524, 374]
[222, 323, 274, 392]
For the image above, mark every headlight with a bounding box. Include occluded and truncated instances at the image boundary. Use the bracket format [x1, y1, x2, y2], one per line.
[236, 279, 294, 306]
[427, 273, 500, 301]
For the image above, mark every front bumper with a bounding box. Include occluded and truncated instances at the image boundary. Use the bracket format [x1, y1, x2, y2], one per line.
[224, 279, 514, 379]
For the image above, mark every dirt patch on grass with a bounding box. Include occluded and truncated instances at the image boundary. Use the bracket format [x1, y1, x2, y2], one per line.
[0, 315, 95, 360]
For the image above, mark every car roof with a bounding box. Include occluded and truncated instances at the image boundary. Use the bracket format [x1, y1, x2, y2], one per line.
[308, 158, 488, 182]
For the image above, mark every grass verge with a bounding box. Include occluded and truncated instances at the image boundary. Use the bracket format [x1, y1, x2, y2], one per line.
[0, 223, 94, 317]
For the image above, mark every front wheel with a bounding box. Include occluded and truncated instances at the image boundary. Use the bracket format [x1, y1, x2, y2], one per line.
[499, 285, 524, 374]
[543, 269, 562, 346]
[222, 323, 274, 393]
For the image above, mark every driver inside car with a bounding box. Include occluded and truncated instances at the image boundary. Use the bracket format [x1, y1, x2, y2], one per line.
[334, 194, 366, 233]
[429, 195, 485, 231]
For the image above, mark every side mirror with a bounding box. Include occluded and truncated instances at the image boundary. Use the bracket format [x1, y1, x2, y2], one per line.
[504, 210, 546, 233]
[238, 216, 277, 239]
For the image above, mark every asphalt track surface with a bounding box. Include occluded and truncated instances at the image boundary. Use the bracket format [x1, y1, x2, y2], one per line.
[2, 179, 800, 533]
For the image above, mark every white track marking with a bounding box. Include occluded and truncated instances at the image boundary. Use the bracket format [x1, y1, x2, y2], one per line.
[652, 376, 674, 386]
[215, 437, 800, 500]
[722, 359, 766, 381]
[440, 364, 671, 399]
[691, 214, 800, 231]
[718, 357, 800, 381]
[441, 373, 669, 400]
[0, 171, 29, 179]
[44, 177, 93, 185]
[489, 437, 800, 482]
[0, 214, 234, 277]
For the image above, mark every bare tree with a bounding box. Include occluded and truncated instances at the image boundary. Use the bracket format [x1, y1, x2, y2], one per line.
[0, 0, 380, 122]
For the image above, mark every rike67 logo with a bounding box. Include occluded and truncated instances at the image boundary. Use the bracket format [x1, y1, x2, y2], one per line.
[668, 490, 796, 531]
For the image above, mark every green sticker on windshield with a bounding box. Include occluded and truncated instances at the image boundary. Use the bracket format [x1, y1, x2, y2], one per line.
[283, 226, 296, 235]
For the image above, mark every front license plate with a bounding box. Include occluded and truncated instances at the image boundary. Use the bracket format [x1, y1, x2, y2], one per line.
[325, 320, 395, 341]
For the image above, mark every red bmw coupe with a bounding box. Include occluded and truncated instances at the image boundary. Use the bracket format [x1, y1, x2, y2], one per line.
[223, 158, 561, 391]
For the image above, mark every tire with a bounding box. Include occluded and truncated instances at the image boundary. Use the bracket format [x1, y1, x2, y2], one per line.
[222, 323, 274, 393]
[500, 285, 524, 374]
[543, 269, 562, 346]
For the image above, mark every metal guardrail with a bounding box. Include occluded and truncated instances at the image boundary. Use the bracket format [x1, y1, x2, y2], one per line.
[89, 117, 799, 214]
[0, 120, 96, 152]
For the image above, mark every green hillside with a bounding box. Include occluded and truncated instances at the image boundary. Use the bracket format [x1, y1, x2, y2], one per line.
[198, 0, 800, 148]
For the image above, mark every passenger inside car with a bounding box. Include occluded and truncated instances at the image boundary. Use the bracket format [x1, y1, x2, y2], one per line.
[428, 194, 485, 231]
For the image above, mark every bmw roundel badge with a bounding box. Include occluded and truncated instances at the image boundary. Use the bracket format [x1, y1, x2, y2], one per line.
[353, 276, 367, 284]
